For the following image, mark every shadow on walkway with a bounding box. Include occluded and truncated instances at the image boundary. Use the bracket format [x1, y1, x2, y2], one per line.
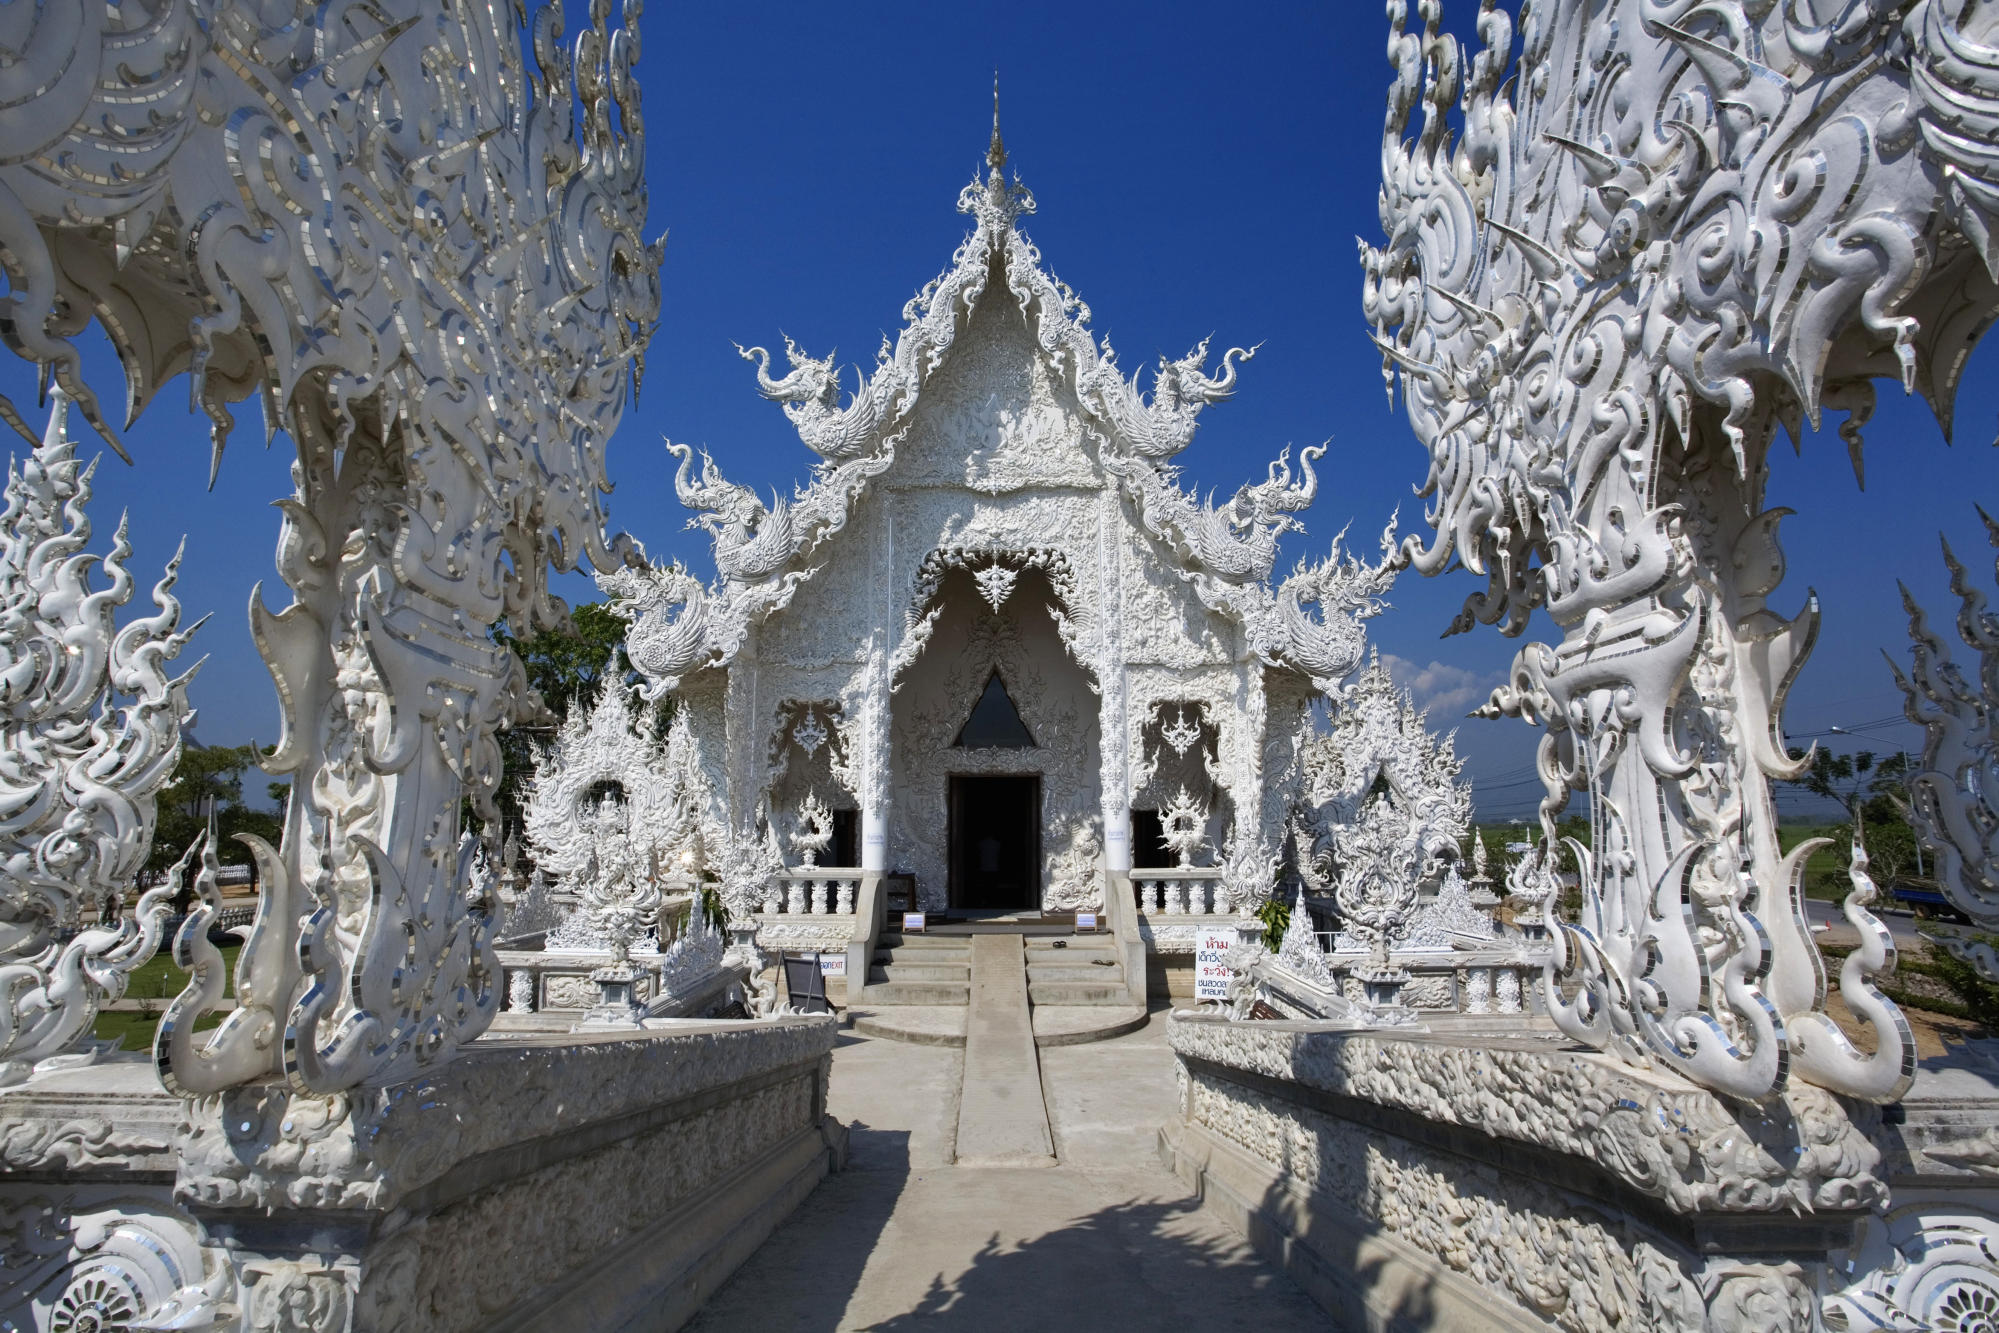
[863, 1195, 1318, 1331]
[683, 1119, 911, 1333]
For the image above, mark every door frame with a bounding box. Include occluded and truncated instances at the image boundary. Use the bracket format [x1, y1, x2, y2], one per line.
[946, 773, 1042, 911]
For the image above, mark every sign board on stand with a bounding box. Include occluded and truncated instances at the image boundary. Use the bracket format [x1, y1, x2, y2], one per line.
[818, 953, 846, 977]
[1074, 912, 1099, 933]
[1194, 927, 1235, 1003]
[902, 911, 926, 934]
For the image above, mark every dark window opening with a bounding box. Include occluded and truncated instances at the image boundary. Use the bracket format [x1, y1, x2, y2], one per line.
[1130, 809, 1173, 869]
[831, 808, 858, 867]
[954, 671, 1035, 749]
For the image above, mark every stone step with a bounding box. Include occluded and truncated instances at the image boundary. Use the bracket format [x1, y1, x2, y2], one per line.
[1031, 1004, 1149, 1047]
[1028, 981, 1131, 1006]
[869, 963, 971, 984]
[878, 934, 975, 953]
[1024, 939, 1117, 957]
[876, 948, 971, 968]
[859, 980, 970, 1006]
[1025, 963, 1124, 984]
[848, 1005, 967, 1047]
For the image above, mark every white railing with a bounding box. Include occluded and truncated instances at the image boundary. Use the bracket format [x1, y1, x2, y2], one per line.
[763, 868, 863, 916]
[1134, 867, 1228, 915]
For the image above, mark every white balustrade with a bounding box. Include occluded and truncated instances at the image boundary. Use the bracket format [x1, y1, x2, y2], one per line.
[1135, 870, 1226, 917]
[757, 871, 864, 916]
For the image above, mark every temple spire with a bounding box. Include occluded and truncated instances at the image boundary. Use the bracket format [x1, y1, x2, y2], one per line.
[988, 72, 1007, 174]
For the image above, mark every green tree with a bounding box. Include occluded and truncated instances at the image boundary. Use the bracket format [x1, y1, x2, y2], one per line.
[1788, 748, 1910, 826]
[148, 743, 285, 879]
[1781, 748, 1927, 890]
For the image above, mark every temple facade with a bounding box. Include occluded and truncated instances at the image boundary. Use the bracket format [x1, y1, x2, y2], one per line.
[604, 129, 1399, 923]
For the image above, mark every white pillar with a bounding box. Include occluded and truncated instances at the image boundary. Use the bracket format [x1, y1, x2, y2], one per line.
[1103, 810, 1132, 873]
[861, 810, 887, 872]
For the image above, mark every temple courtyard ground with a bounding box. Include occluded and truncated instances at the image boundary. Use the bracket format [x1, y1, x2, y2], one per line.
[684, 1010, 1326, 1330]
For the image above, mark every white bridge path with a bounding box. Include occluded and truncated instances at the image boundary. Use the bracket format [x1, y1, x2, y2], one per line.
[683, 1010, 1324, 1330]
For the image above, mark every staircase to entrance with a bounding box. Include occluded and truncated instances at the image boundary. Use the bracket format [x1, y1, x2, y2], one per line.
[849, 916, 1144, 1048]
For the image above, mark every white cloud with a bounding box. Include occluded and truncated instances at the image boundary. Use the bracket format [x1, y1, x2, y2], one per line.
[1379, 653, 1493, 718]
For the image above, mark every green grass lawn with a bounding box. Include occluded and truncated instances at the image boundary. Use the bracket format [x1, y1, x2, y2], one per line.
[92, 939, 240, 1050]
[1777, 823, 1851, 900]
[122, 938, 239, 1001]
[95, 1006, 223, 1051]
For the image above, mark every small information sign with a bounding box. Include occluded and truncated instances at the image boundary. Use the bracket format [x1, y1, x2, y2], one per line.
[1075, 912, 1099, 933]
[818, 952, 846, 977]
[1194, 927, 1235, 1003]
[902, 911, 926, 934]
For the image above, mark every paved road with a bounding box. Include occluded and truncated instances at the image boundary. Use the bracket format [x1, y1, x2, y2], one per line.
[1801, 898, 1934, 949]
[685, 1012, 1325, 1331]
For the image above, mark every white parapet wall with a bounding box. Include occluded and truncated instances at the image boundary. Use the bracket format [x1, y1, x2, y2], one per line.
[1160, 1012, 1999, 1332]
[2, 1018, 844, 1332]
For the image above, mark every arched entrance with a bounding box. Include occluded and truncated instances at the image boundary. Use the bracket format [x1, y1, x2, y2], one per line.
[888, 563, 1101, 913]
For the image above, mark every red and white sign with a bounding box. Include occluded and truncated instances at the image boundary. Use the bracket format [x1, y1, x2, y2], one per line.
[1194, 927, 1234, 1002]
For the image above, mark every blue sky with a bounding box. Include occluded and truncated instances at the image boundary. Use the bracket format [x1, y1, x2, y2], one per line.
[7, 1, 1992, 822]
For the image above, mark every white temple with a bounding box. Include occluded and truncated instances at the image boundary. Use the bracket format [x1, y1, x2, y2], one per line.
[3, 3, 1997, 1328]
[603, 119, 1400, 933]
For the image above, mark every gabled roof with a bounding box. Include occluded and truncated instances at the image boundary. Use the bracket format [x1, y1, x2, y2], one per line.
[602, 146, 1403, 698]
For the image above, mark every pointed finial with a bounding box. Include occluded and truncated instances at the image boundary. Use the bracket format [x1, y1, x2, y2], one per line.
[988, 71, 1007, 174]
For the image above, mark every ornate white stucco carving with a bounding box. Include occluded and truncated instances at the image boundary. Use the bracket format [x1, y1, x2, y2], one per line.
[1356, 0, 1990, 1102]
[605, 145, 1402, 874]
[1403, 865, 1495, 952]
[2, 1187, 230, 1332]
[0, 395, 197, 1087]
[1892, 510, 1999, 971]
[1293, 651, 1470, 959]
[1828, 1190, 1999, 1333]
[1275, 888, 1337, 991]
[525, 674, 716, 895]
[788, 791, 834, 868]
[0, 0, 662, 1096]
[1160, 787, 1211, 869]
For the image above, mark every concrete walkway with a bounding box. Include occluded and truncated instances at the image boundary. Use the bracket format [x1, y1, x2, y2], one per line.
[953, 934, 1054, 1167]
[683, 1011, 1326, 1331]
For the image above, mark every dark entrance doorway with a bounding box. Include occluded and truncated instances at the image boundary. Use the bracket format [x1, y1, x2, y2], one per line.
[948, 775, 1041, 910]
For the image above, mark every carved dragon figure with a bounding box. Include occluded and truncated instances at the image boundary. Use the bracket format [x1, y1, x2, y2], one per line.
[600, 561, 713, 701]
[738, 338, 899, 464]
[1085, 336, 1258, 460]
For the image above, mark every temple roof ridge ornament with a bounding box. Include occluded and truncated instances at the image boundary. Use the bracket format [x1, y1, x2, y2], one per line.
[608, 97, 1401, 699]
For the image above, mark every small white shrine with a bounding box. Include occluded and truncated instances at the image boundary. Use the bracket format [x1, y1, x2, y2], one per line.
[604, 120, 1400, 931]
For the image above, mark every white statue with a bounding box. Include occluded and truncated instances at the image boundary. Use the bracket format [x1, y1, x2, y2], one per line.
[574, 797, 662, 1028]
[525, 673, 717, 952]
[0, 395, 198, 1086]
[1296, 651, 1470, 955]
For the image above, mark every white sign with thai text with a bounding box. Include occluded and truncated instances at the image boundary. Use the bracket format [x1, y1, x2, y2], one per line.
[1194, 927, 1234, 1003]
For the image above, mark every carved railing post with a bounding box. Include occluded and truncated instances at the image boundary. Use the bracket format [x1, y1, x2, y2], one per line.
[1355, 0, 1999, 1102]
